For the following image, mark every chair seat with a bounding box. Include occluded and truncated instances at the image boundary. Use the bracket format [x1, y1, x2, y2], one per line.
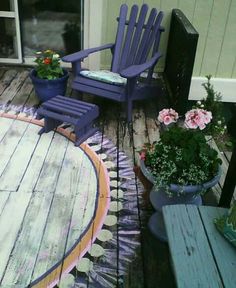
[80, 70, 127, 85]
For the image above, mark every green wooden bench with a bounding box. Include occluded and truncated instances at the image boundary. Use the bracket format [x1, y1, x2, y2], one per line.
[163, 204, 236, 288]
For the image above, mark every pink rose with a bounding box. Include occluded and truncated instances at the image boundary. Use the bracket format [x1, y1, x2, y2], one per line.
[184, 109, 212, 130]
[158, 108, 179, 125]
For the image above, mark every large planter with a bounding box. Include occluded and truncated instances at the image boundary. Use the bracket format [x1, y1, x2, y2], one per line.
[30, 68, 69, 102]
[140, 159, 221, 241]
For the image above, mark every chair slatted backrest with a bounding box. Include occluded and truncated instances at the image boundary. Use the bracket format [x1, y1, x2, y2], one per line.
[111, 4, 164, 73]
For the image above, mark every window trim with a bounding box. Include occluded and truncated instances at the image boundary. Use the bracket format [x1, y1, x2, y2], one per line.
[0, 0, 22, 63]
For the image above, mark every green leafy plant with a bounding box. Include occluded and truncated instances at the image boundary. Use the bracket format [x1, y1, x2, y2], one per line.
[195, 75, 233, 150]
[140, 108, 222, 194]
[196, 75, 226, 136]
[34, 49, 64, 80]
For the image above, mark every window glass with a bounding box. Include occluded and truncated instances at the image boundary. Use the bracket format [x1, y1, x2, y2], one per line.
[0, 0, 15, 11]
[0, 18, 18, 58]
[19, 0, 83, 57]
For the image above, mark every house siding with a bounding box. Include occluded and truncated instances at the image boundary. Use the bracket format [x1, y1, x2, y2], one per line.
[100, 0, 236, 79]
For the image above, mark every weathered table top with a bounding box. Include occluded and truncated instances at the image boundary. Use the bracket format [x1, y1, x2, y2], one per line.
[0, 115, 110, 287]
[163, 204, 236, 288]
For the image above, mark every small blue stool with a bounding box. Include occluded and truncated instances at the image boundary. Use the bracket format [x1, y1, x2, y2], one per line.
[36, 95, 99, 146]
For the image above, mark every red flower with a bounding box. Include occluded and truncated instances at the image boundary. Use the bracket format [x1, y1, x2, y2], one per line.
[140, 151, 146, 160]
[44, 58, 51, 65]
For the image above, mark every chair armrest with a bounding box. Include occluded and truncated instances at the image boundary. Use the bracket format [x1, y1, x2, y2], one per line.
[120, 52, 162, 78]
[62, 43, 115, 63]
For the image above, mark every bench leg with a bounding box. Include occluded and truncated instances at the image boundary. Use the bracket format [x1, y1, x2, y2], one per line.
[74, 125, 98, 146]
[38, 127, 45, 135]
[38, 117, 62, 135]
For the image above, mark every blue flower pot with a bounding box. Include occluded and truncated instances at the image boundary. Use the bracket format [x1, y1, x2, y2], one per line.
[140, 159, 221, 207]
[30, 68, 69, 102]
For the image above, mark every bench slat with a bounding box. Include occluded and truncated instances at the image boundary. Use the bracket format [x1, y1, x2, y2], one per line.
[163, 205, 223, 288]
[199, 206, 236, 288]
[37, 108, 78, 125]
[55, 95, 97, 109]
[45, 97, 90, 113]
[42, 102, 84, 118]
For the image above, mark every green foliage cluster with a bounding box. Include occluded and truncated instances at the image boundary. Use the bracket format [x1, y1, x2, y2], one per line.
[196, 75, 226, 137]
[144, 126, 222, 189]
[34, 49, 64, 80]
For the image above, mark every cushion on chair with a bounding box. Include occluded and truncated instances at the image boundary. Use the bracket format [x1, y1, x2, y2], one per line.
[215, 202, 236, 248]
[80, 70, 127, 85]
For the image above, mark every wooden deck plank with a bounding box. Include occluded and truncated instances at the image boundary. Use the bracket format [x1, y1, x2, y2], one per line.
[0, 119, 29, 177]
[208, 138, 236, 201]
[0, 192, 32, 280]
[0, 71, 28, 104]
[137, 99, 175, 287]
[10, 75, 34, 107]
[132, 105, 149, 165]
[224, 151, 232, 162]
[116, 106, 145, 288]
[0, 117, 15, 141]
[144, 98, 160, 145]
[145, 116, 160, 145]
[101, 110, 129, 286]
[1, 193, 54, 287]
[0, 69, 18, 96]
[18, 131, 55, 193]
[64, 145, 98, 251]
[199, 206, 236, 288]
[0, 192, 10, 215]
[0, 69, 6, 79]
[208, 137, 229, 188]
[31, 194, 78, 284]
[118, 122, 134, 164]
[24, 89, 40, 109]
[34, 133, 69, 193]
[0, 122, 40, 191]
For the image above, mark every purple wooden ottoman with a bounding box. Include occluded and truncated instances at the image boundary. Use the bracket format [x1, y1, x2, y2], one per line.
[36, 95, 99, 146]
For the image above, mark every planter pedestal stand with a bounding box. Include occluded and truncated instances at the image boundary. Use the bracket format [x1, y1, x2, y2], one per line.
[148, 188, 202, 241]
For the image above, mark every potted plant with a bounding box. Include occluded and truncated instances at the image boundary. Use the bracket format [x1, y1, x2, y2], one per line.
[140, 108, 222, 240]
[30, 49, 69, 102]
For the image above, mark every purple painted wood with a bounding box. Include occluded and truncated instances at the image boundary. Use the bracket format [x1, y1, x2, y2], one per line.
[141, 12, 164, 62]
[63, 43, 114, 63]
[120, 52, 162, 78]
[134, 8, 157, 64]
[119, 5, 138, 71]
[126, 4, 148, 67]
[62, 4, 164, 123]
[37, 96, 99, 146]
[111, 4, 128, 73]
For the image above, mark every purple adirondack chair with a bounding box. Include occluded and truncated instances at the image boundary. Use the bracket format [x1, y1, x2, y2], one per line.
[62, 4, 164, 122]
